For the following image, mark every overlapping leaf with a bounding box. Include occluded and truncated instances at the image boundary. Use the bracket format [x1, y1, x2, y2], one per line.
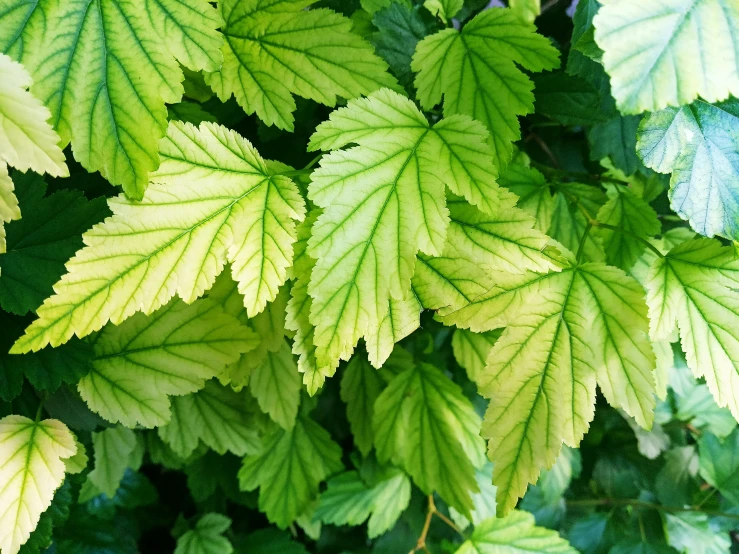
[85, 426, 142, 499]
[441, 261, 656, 515]
[249, 341, 301, 430]
[13, 122, 305, 354]
[646, 238, 739, 422]
[593, 0, 739, 114]
[0, 0, 222, 197]
[210, 0, 398, 131]
[175, 514, 233, 554]
[412, 7, 559, 168]
[78, 298, 256, 428]
[637, 99, 739, 239]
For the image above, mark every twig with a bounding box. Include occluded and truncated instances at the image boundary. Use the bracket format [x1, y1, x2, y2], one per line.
[567, 498, 739, 520]
[525, 133, 561, 168]
[409, 495, 464, 553]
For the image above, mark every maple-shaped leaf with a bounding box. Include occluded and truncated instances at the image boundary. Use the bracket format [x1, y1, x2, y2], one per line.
[305, 88, 503, 369]
[0, 0, 221, 197]
[0, 174, 108, 316]
[373, 359, 486, 515]
[239, 415, 344, 528]
[13, 122, 305, 354]
[0, 54, 68, 253]
[78, 298, 257, 428]
[411, 7, 559, 168]
[636, 98, 739, 240]
[209, 0, 398, 131]
[158, 381, 262, 458]
[646, 238, 739, 422]
[441, 261, 656, 515]
[454, 512, 578, 554]
[593, 0, 739, 114]
[0, 415, 76, 554]
[175, 514, 233, 554]
[249, 341, 302, 430]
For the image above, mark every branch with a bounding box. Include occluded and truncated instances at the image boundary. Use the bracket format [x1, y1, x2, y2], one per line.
[409, 495, 464, 553]
[566, 498, 739, 520]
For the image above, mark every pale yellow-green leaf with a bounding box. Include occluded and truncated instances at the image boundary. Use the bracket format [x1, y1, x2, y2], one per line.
[13, 122, 305, 354]
[452, 329, 501, 384]
[424, 0, 463, 22]
[0, 416, 76, 554]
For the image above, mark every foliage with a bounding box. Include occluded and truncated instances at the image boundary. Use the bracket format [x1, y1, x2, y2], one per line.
[1, 1, 739, 553]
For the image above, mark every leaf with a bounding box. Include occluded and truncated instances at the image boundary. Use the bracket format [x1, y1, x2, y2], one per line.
[211, 0, 398, 131]
[340, 354, 386, 456]
[533, 71, 610, 127]
[238, 415, 344, 528]
[509, 0, 541, 23]
[655, 446, 699, 508]
[305, 89, 508, 369]
[0, 416, 76, 554]
[698, 429, 739, 506]
[498, 160, 554, 233]
[315, 467, 411, 538]
[665, 513, 731, 554]
[373, 360, 485, 515]
[520, 448, 580, 528]
[424, 0, 463, 22]
[1, 0, 221, 197]
[636, 99, 739, 239]
[158, 381, 261, 458]
[412, 7, 560, 168]
[645, 238, 739, 421]
[451, 329, 501, 384]
[371, 3, 434, 87]
[449, 462, 497, 530]
[593, 0, 739, 114]
[249, 341, 301, 430]
[588, 115, 642, 176]
[0, 174, 108, 315]
[174, 514, 233, 554]
[13, 121, 305, 354]
[78, 298, 257, 428]
[595, 186, 661, 271]
[548, 186, 606, 263]
[453, 512, 578, 554]
[441, 262, 656, 515]
[86, 426, 142, 499]
[242, 529, 309, 554]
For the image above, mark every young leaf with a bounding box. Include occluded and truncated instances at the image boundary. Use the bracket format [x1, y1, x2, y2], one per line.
[412, 7, 560, 167]
[665, 513, 731, 554]
[0, 416, 76, 554]
[1, 0, 221, 197]
[211, 0, 398, 131]
[593, 0, 739, 114]
[636, 99, 739, 239]
[423, 0, 463, 23]
[645, 239, 739, 422]
[158, 381, 261, 458]
[13, 122, 305, 354]
[373, 360, 486, 515]
[238, 416, 344, 528]
[86, 427, 142, 499]
[451, 329, 501, 385]
[0, 174, 108, 315]
[340, 354, 386, 455]
[315, 468, 411, 538]
[454, 512, 578, 554]
[306, 88, 503, 369]
[174, 514, 233, 554]
[249, 342, 301, 430]
[441, 262, 656, 515]
[78, 298, 257, 428]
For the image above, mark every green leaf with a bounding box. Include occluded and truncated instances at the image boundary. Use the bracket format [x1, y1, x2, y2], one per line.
[0, 416, 76, 554]
[521, 448, 580, 528]
[1, 0, 221, 197]
[242, 529, 308, 554]
[238, 415, 344, 528]
[533, 71, 610, 127]
[595, 185, 661, 271]
[610, 541, 679, 554]
[373, 360, 485, 515]
[0, 174, 108, 315]
[340, 354, 386, 456]
[423, 0, 463, 22]
[158, 381, 261, 457]
[498, 159, 554, 233]
[451, 329, 501, 384]
[441, 262, 656, 514]
[548, 185, 606, 263]
[249, 341, 301, 430]
[698, 429, 739, 506]
[13, 121, 305, 354]
[645, 238, 739, 422]
[656, 446, 699, 507]
[665, 513, 731, 554]
[412, 7, 560, 168]
[588, 115, 642, 176]
[593, 0, 739, 114]
[454, 512, 578, 554]
[86, 426, 142, 499]
[449, 462, 497, 530]
[175, 514, 233, 554]
[305, 88, 503, 369]
[78, 298, 257, 428]
[211, 0, 398, 131]
[315, 467, 411, 538]
[636, 99, 739, 239]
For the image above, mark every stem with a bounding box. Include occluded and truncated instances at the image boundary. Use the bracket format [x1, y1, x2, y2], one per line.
[575, 222, 593, 263]
[567, 498, 739, 520]
[695, 488, 718, 510]
[526, 134, 560, 168]
[302, 153, 322, 170]
[409, 495, 464, 553]
[594, 222, 665, 258]
[278, 168, 315, 178]
[34, 398, 45, 422]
